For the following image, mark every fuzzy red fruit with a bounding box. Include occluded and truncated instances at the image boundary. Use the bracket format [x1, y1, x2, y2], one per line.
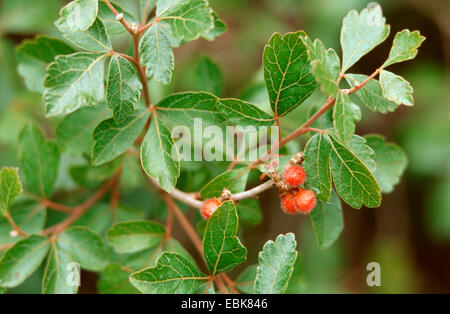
[201, 198, 221, 220]
[294, 189, 317, 214]
[283, 166, 306, 187]
[280, 193, 298, 214]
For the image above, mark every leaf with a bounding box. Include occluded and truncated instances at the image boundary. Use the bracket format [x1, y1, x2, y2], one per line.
[340, 4, 390, 71]
[236, 264, 257, 294]
[44, 52, 107, 117]
[130, 252, 208, 294]
[156, 0, 214, 42]
[195, 56, 223, 96]
[333, 91, 361, 144]
[98, 1, 138, 35]
[98, 263, 139, 294]
[201, 12, 226, 41]
[19, 124, 60, 198]
[325, 132, 381, 208]
[92, 110, 150, 166]
[42, 243, 79, 294]
[217, 99, 274, 128]
[200, 169, 249, 199]
[17, 36, 76, 93]
[140, 0, 157, 20]
[0, 167, 22, 215]
[56, 104, 111, 155]
[349, 134, 376, 172]
[0, 235, 50, 288]
[383, 30, 425, 67]
[345, 74, 398, 114]
[236, 199, 262, 226]
[202, 201, 247, 275]
[365, 135, 408, 193]
[254, 233, 297, 294]
[303, 133, 332, 202]
[310, 191, 343, 249]
[57, 226, 109, 272]
[140, 113, 180, 192]
[139, 23, 176, 85]
[63, 18, 112, 52]
[56, 0, 99, 33]
[106, 220, 165, 254]
[116, 203, 145, 222]
[263, 31, 316, 116]
[107, 55, 143, 123]
[380, 70, 414, 106]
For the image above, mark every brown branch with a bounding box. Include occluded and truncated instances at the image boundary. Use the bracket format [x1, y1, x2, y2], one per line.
[5, 212, 28, 237]
[103, 0, 135, 35]
[41, 199, 74, 213]
[221, 273, 239, 294]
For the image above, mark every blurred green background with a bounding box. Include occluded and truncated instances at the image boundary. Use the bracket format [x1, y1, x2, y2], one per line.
[0, 0, 449, 293]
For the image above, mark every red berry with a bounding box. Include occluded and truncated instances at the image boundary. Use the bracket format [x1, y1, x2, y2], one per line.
[283, 166, 306, 187]
[293, 189, 317, 214]
[201, 198, 221, 220]
[280, 192, 298, 215]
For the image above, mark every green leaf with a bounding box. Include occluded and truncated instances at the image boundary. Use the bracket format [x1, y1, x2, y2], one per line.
[299, 33, 340, 96]
[141, 113, 180, 192]
[200, 169, 249, 199]
[303, 133, 332, 202]
[98, 1, 137, 35]
[201, 12, 226, 41]
[63, 18, 111, 52]
[92, 110, 150, 166]
[141, 0, 157, 20]
[116, 203, 145, 222]
[325, 132, 381, 208]
[0, 235, 50, 287]
[56, 104, 111, 155]
[263, 31, 316, 116]
[140, 23, 176, 85]
[236, 264, 257, 294]
[236, 199, 262, 226]
[333, 91, 361, 144]
[107, 220, 165, 254]
[195, 56, 223, 96]
[349, 134, 376, 172]
[217, 99, 274, 128]
[365, 135, 408, 193]
[130, 252, 208, 294]
[17, 36, 76, 93]
[19, 124, 60, 198]
[98, 263, 139, 294]
[345, 74, 398, 114]
[340, 4, 390, 72]
[56, 0, 99, 33]
[310, 191, 343, 249]
[383, 30, 425, 67]
[44, 52, 107, 117]
[0, 167, 22, 214]
[42, 243, 79, 294]
[254, 233, 297, 294]
[107, 55, 143, 123]
[380, 70, 414, 106]
[156, 0, 214, 42]
[57, 226, 109, 272]
[202, 201, 247, 275]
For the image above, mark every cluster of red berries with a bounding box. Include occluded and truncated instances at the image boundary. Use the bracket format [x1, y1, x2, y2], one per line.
[280, 165, 317, 215]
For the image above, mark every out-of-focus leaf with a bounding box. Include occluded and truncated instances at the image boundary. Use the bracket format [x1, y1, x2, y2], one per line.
[195, 56, 223, 96]
[236, 199, 262, 226]
[201, 12, 226, 41]
[236, 264, 257, 294]
[200, 168, 249, 199]
[0, 167, 22, 215]
[98, 263, 140, 294]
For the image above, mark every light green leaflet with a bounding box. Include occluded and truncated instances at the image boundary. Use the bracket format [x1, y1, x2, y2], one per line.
[365, 135, 407, 193]
[383, 30, 425, 67]
[130, 252, 208, 294]
[63, 18, 111, 52]
[217, 99, 274, 128]
[263, 31, 316, 116]
[200, 168, 249, 199]
[107, 55, 143, 124]
[380, 70, 414, 106]
[17, 36, 75, 93]
[140, 23, 175, 85]
[202, 201, 247, 276]
[254, 233, 297, 294]
[333, 91, 361, 144]
[44, 52, 107, 117]
[97, 263, 139, 294]
[201, 12, 226, 41]
[19, 125, 60, 198]
[0, 235, 50, 288]
[156, 0, 214, 42]
[92, 110, 150, 166]
[310, 191, 343, 249]
[345, 74, 398, 114]
[325, 132, 381, 208]
[56, 0, 99, 33]
[0, 167, 22, 214]
[140, 113, 180, 193]
[106, 220, 165, 254]
[236, 265, 257, 294]
[340, 4, 390, 72]
[98, 1, 138, 35]
[57, 226, 109, 272]
[303, 133, 332, 203]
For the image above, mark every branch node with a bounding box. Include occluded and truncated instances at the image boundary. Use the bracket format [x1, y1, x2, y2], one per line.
[116, 13, 124, 21]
